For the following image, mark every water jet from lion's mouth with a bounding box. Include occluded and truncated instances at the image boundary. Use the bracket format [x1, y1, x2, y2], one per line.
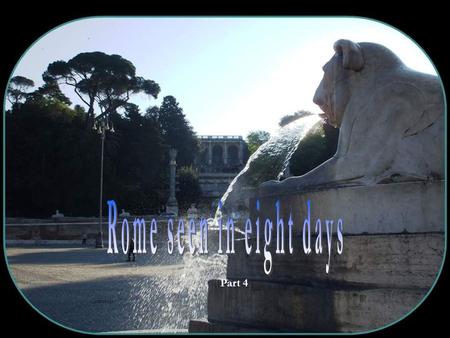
[125, 114, 322, 330]
[215, 114, 321, 227]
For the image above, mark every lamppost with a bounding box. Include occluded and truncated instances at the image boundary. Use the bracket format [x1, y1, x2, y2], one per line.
[92, 115, 114, 248]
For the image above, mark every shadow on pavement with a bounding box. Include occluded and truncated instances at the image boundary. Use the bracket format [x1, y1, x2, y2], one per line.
[18, 274, 202, 333]
[6, 246, 184, 266]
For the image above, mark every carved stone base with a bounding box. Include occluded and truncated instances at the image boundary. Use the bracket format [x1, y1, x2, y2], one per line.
[189, 181, 445, 333]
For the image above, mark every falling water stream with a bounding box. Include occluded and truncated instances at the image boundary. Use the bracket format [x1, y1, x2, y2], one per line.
[217, 114, 321, 225]
[126, 114, 321, 332]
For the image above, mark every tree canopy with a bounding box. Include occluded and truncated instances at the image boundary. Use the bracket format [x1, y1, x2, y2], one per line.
[7, 75, 35, 105]
[289, 122, 339, 176]
[176, 166, 202, 210]
[43, 52, 160, 123]
[246, 130, 271, 155]
[6, 54, 201, 217]
[146, 95, 198, 167]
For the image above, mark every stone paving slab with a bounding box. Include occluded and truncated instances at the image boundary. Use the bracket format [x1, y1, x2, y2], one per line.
[5, 245, 219, 333]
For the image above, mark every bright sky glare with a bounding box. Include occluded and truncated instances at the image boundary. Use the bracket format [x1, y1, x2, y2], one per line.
[10, 17, 438, 137]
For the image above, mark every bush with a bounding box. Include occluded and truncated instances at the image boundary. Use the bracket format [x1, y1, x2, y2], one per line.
[176, 166, 202, 211]
[289, 122, 339, 176]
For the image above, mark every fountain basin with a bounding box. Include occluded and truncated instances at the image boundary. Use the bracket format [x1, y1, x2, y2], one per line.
[190, 180, 445, 332]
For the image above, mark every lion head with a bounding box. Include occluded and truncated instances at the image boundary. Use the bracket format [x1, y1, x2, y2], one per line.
[313, 39, 406, 128]
[313, 40, 365, 128]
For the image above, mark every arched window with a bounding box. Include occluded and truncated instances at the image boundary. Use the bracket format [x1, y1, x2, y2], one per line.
[212, 145, 223, 166]
[200, 148, 208, 165]
[227, 145, 239, 166]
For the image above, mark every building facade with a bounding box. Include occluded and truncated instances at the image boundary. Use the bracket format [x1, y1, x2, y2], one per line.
[196, 135, 248, 198]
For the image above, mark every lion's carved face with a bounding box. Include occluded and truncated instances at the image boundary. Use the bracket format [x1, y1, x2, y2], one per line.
[313, 55, 348, 128]
[313, 40, 365, 128]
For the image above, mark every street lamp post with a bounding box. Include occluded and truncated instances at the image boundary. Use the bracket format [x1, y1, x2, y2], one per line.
[92, 116, 114, 248]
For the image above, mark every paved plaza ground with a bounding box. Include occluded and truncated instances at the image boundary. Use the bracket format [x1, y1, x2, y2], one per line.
[6, 244, 223, 333]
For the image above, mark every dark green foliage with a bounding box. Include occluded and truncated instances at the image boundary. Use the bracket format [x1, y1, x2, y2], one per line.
[6, 73, 201, 217]
[5, 50, 208, 217]
[176, 166, 202, 211]
[6, 97, 99, 217]
[103, 104, 167, 215]
[146, 95, 198, 167]
[7, 75, 35, 105]
[246, 130, 270, 155]
[28, 80, 72, 106]
[43, 52, 160, 122]
[289, 121, 339, 176]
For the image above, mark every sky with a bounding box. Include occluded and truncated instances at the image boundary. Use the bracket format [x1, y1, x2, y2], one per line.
[9, 17, 438, 137]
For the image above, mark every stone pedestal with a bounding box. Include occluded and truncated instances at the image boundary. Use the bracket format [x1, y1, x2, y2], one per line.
[189, 181, 445, 333]
[166, 201, 179, 216]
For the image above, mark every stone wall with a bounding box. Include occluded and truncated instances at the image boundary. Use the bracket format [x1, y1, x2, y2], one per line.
[6, 216, 161, 242]
[190, 180, 445, 333]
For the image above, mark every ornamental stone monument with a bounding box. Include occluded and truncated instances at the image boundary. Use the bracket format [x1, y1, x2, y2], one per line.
[190, 40, 445, 333]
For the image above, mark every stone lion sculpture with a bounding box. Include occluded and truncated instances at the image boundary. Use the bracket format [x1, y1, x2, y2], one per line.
[262, 39, 444, 192]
